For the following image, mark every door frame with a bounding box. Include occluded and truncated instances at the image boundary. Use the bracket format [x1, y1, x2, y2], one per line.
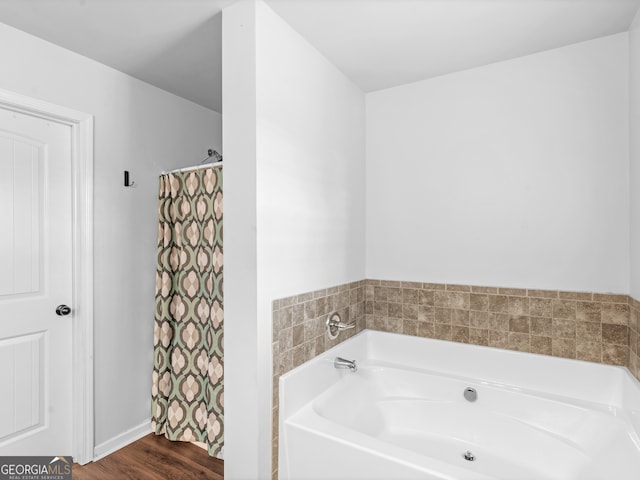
[0, 88, 94, 464]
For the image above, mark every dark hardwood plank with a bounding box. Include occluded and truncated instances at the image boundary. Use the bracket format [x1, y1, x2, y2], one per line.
[73, 434, 223, 480]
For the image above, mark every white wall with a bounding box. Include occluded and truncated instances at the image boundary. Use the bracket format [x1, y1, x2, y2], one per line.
[221, 1, 260, 478]
[0, 22, 222, 448]
[630, 10, 640, 300]
[366, 34, 630, 293]
[255, 1, 365, 473]
[222, 1, 365, 477]
[255, 2, 366, 297]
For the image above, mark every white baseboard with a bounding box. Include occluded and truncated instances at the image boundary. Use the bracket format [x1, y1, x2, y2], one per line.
[93, 420, 152, 461]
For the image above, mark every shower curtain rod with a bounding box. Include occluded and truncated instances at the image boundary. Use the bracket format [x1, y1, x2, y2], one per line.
[161, 148, 223, 175]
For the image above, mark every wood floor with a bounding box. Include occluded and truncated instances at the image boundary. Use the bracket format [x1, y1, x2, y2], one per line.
[73, 434, 224, 480]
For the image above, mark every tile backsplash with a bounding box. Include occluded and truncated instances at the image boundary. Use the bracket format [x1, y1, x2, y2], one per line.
[630, 298, 640, 381]
[365, 280, 631, 367]
[271, 279, 640, 479]
[271, 280, 365, 480]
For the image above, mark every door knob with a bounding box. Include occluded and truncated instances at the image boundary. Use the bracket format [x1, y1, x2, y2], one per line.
[55, 305, 71, 316]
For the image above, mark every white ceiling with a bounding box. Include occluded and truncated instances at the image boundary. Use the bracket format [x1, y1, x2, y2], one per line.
[0, 0, 228, 112]
[266, 0, 640, 92]
[0, 0, 638, 114]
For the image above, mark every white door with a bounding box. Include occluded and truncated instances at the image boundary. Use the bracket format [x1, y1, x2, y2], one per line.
[0, 107, 73, 456]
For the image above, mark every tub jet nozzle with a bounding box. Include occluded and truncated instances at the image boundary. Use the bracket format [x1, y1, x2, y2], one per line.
[464, 387, 477, 402]
[463, 450, 476, 462]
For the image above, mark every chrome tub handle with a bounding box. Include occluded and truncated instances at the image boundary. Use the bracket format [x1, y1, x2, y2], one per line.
[326, 312, 355, 339]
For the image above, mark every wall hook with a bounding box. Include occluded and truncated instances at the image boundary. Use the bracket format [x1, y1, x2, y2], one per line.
[124, 170, 135, 187]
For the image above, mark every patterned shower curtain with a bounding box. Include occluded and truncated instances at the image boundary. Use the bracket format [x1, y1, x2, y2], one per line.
[151, 167, 224, 457]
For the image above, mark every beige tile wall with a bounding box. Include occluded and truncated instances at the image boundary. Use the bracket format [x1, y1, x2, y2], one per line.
[271, 280, 365, 480]
[630, 298, 640, 381]
[365, 280, 631, 366]
[271, 279, 640, 479]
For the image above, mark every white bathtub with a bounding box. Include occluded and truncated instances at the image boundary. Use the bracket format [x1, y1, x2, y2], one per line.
[279, 330, 640, 480]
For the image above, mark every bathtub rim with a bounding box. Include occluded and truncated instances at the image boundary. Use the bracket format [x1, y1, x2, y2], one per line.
[280, 329, 640, 420]
[279, 329, 640, 480]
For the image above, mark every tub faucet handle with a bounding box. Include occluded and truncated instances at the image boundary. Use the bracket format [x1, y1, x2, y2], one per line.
[334, 357, 357, 372]
[326, 312, 355, 339]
